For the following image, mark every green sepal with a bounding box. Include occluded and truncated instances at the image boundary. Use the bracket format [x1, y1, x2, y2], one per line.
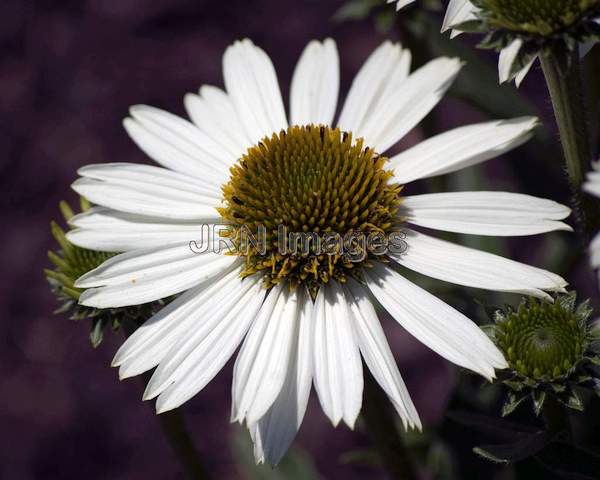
[532, 390, 546, 416]
[503, 380, 525, 392]
[588, 355, 600, 366]
[47, 250, 69, 271]
[46, 199, 172, 347]
[59, 200, 75, 222]
[550, 383, 567, 394]
[90, 317, 107, 348]
[502, 392, 527, 416]
[562, 390, 584, 411]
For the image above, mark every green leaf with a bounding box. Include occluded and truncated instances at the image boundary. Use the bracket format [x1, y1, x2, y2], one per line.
[473, 430, 553, 464]
[473, 447, 509, 464]
[447, 411, 538, 438]
[333, 0, 379, 22]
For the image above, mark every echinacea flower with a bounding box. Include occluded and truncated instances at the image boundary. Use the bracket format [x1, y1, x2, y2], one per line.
[390, 0, 600, 86]
[68, 38, 570, 465]
[486, 292, 600, 416]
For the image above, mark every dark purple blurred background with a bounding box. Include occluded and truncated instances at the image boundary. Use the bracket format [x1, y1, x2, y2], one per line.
[1, 1, 596, 479]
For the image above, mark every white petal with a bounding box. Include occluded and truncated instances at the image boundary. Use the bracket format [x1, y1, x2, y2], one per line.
[223, 39, 288, 145]
[343, 279, 421, 430]
[124, 105, 231, 178]
[389, 117, 538, 184]
[184, 85, 251, 160]
[250, 288, 313, 465]
[590, 232, 600, 269]
[497, 39, 536, 87]
[72, 163, 222, 221]
[390, 0, 415, 10]
[442, 0, 478, 32]
[313, 281, 363, 428]
[76, 162, 222, 196]
[113, 265, 243, 377]
[337, 41, 411, 137]
[232, 284, 300, 426]
[583, 167, 600, 198]
[392, 229, 568, 299]
[580, 40, 597, 59]
[290, 39, 339, 126]
[66, 207, 213, 252]
[76, 243, 239, 308]
[400, 191, 572, 236]
[148, 276, 266, 413]
[514, 56, 536, 87]
[365, 263, 507, 380]
[357, 57, 463, 153]
[499, 39, 523, 84]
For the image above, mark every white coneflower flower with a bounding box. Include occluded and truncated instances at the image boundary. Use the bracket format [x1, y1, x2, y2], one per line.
[584, 163, 600, 278]
[68, 38, 570, 465]
[391, 0, 600, 86]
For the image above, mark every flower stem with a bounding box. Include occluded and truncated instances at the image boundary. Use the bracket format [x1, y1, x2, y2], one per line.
[153, 405, 211, 480]
[540, 45, 597, 239]
[362, 370, 418, 480]
[122, 325, 210, 480]
[542, 395, 570, 438]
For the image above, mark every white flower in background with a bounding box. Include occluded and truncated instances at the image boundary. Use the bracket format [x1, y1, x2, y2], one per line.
[391, 0, 600, 86]
[68, 38, 571, 465]
[584, 163, 600, 281]
[389, 0, 531, 84]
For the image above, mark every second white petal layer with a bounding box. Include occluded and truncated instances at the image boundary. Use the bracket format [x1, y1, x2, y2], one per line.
[365, 263, 507, 380]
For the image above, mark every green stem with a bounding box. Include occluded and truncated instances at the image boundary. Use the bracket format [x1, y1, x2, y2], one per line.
[140, 374, 210, 480]
[540, 45, 597, 239]
[153, 405, 211, 480]
[542, 395, 569, 438]
[362, 370, 418, 480]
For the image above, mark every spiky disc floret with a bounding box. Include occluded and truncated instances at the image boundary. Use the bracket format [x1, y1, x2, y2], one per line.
[487, 293, 600, 416]
[219, 125, 403, 296]
[497, 297, 586, 379]
[45, 199, 166, 347]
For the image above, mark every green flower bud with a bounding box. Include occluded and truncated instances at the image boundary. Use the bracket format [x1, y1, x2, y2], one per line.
[488, 293, 599, 415]
[46, 199, 166, 347]
[473, 0, 599, 36]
